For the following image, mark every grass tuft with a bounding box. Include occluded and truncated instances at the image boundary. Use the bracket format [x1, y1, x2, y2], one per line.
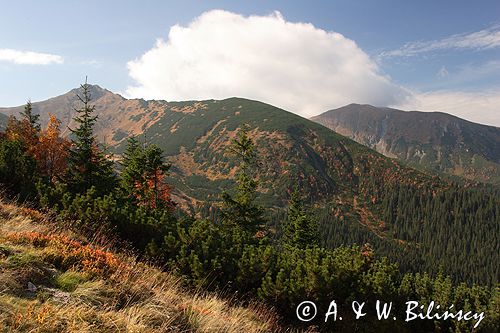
[0, 199, 294, 332]
[55, 271, 89, 292]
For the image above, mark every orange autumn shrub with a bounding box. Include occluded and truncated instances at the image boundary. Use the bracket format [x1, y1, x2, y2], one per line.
[19, 207, 46, 222]
[6, 231, 120, 277]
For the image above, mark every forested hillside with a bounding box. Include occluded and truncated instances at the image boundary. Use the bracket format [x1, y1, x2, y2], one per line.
[0, 83, 498, 332]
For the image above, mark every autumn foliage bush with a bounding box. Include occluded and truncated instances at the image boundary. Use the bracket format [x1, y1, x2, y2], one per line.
[6, 231, 120, 277]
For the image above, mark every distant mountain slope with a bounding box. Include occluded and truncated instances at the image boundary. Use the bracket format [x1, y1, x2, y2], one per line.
[0, 86, 143, 145]
[1, 88, 498, 286]
[311, 104, 500, 184]
[0, 87, 433, 208]
[0, 113, 8, 131]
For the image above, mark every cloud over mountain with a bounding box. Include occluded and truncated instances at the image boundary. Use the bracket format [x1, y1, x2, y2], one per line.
[395, 89, 500, 127]
[126, 10, 407, 117]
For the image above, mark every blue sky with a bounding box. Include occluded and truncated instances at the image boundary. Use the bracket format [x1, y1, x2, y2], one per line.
[1, 0, 499, 125]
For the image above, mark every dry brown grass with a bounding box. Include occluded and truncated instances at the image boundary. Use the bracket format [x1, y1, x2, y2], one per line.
[0, 200, 297, 333]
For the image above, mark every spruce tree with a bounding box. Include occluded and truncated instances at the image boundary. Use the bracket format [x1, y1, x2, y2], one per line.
[283, 186, 318, 248]
[142, 144, 172, 209]
[220, 125, 265, 236]
[66, 79, 116, 196]
[0, 140, 36, 198]
[20, 100, 41, 132]
[120, 136, 143, 197]
[120, 137, 173, 209]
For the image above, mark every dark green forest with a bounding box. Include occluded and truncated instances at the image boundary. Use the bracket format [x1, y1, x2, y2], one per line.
[0, 82, 498, 332]
[315, 182, 500, 286]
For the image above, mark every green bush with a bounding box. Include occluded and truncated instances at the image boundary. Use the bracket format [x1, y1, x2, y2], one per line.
[0, 139, 37, 198]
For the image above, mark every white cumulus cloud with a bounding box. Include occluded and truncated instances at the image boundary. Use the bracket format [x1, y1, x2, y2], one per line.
[394, 89, 500, 127]
[0, 48, 63, 65]
[126, 10, 408, 117]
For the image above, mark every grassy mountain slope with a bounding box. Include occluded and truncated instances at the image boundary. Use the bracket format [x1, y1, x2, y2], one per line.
[1, 87, 498, 286]
[0, 87, 435, 209]
[0, 199, 292, 333]
[0, 86, 140, 143]
[311, 104, 500, 184]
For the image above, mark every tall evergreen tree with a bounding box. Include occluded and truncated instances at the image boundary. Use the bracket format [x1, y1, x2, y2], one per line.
[283, 186, 318, 248]
[141, 144, 173, 209]
[20, 100, 41, 132]
[220, 125, 265, 236]
[65, 79, 116, 196]
[120, 136, 142, 196]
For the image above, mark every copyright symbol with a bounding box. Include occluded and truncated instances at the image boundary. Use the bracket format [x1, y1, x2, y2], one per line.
[296, 301, 317, 322]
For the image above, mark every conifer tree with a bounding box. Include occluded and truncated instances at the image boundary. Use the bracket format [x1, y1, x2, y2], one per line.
[120, 136, 142, 196]
[0, 139, 36, 198]
[120, 137, 174, 210]
[20, 100, 41, 132]
[65, 78, 116, 196]
[220, 125, 265, 236]
[283, 186, 318, 248]
[141, 144, 173, 209]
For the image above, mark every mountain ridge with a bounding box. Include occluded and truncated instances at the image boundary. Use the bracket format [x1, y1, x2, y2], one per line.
[0, 86, 438, 208]
[0, 86, 498, 286]
[311, 103, 500, 184]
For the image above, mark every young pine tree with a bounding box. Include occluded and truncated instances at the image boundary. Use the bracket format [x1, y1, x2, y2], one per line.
[20, 100, 41, 132]
[120, 136, 142, 196]
[141, 144, 173, 209]
[0, 101, 42, 199]
[0, 139, 37, 198]
[220, 125, 265, 237]
[120, 137, 174, 210]
[283, 186, 319, 248]
[65, 79, 116, 196]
